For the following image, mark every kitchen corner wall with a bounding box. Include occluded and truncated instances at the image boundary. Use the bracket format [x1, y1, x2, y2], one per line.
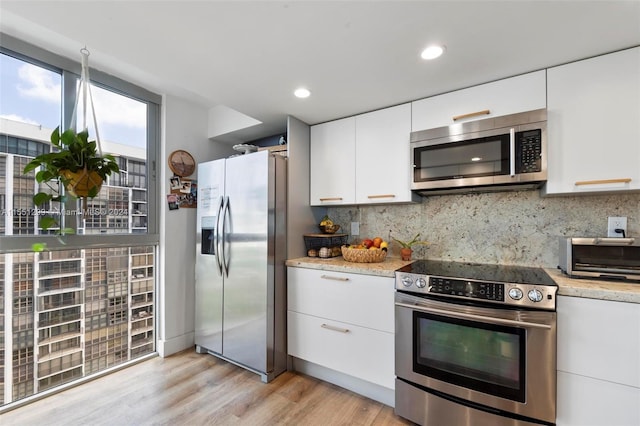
[328, 191, 639, 268]
[159, 94, 234, 358]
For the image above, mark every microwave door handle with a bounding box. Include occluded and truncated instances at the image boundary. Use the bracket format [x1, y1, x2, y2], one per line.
[395, 302, 552, 330]
[509, 128, 516, 177]
[593, 237, 635, 245]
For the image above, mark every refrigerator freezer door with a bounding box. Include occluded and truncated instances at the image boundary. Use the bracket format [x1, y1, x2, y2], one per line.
[195, 159, 225, 354]
[222, 151, 272, 372]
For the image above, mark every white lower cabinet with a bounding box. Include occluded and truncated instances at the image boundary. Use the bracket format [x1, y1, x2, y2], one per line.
[287, 267, 395, 391]
[557, 296, 640, 425]
[557, 371, 640, 426]
[288, 311, 394, 389]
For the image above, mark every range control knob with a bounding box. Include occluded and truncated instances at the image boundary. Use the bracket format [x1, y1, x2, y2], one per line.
[401, 276, 413, 287]
[416, 278, 427, 288]
[528, 289, 543, 303]
[508, 288, 523, 300]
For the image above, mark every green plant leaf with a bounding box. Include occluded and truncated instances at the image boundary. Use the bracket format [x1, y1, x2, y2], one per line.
[33, 192, 53, 206]
[39, 216, 58, 230]
[50, 126, 61, 147]
[23, 159, 42, 173]
[32, 242, 47, 252]
[59, 227, 75, 235]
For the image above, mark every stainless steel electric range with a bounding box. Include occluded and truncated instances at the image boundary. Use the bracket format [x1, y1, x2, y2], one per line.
[394, 260, 558, 426]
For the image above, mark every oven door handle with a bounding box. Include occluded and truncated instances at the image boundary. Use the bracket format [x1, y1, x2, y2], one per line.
[395, 302, 552, 330]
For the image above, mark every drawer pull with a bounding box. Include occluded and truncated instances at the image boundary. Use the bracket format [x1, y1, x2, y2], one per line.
[319, 197, 343, 202]
[575, 178, 632, 186]
[367, 194, 396, 199]
[452, 109, 491, 121]
[321, 323, 350, 333]
[321, 274, 349, 282]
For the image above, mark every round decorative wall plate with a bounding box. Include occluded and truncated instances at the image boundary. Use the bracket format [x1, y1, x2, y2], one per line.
[168, 149, 196, 177]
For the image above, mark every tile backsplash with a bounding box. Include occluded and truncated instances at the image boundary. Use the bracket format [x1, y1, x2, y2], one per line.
[328, 190, 639, 268]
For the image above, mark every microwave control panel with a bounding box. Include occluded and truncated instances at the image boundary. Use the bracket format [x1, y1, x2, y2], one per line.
[516, 129, 542, 174]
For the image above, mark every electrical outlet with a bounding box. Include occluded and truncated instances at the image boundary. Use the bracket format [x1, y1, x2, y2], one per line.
[351, 221, 359, 236]
[607, 216, 627, 237]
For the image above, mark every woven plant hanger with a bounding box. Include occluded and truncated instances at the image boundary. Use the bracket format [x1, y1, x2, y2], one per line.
[68, 47, 104, 212]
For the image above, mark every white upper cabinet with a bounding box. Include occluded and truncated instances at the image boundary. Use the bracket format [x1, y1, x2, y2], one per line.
[310, 104, 416, 206]
[310, 116, 356, 205]
[544, 47, 640, 195]
[355, 104, 418, 204]
[411, 70, 546, 132]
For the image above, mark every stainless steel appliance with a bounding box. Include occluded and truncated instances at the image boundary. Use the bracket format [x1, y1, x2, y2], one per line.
[559, 237, 640, 282]
[395, 260, 557, 426]
[410, 109, 547, 195]
[195, 150, 287, 383]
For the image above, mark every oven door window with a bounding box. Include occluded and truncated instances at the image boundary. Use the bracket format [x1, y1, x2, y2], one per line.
[413, 311, 526, 402]
[413, 134, 510, 182]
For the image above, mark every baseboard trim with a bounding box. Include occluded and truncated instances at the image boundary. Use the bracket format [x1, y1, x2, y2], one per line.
[290, 357, 395, 407]
[157, 332, 194, 357]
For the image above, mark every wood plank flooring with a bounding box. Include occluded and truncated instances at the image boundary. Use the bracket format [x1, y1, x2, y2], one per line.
[1, 349, 413, 425]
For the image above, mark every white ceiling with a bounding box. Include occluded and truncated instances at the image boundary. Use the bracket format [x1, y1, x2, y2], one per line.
[1, 1, 639, 143]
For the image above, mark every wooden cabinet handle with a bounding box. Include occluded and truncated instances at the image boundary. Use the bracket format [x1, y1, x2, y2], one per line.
[320, 275, 349, 282]
[367, 194, 396, 199]
[321, 323, 350, 333]
[319, 197, 343, 202]
[575, 178, 632, 186]
[452, 109, 491, 121]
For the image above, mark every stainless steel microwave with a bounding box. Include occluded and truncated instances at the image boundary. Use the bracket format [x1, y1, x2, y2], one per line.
[410, 109, 547, 195]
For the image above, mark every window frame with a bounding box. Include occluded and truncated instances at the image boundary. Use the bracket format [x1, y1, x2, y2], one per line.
[0, 33, 160, 252]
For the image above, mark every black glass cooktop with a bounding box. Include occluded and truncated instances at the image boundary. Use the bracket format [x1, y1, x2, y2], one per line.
[396, 259, 556, 287]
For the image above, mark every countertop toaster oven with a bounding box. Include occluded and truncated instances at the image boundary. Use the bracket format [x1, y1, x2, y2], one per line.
[559, 237, 640, 282]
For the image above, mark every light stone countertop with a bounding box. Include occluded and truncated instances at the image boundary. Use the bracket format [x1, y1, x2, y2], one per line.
[545, 268, 640, 304]
[285, 256, 413, 278]
[286, 257, 640, 304]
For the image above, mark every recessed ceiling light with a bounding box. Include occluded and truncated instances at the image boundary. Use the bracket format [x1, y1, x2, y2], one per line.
[471, 157, 482, 162]
[294, 88, 311, 98]
[421, 45, 445, 60]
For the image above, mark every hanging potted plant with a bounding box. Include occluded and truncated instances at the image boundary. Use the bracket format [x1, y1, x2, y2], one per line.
[22, 47, 119, 251]
[23, 126, 119, 249]
[392, 233, 429, 261]
[24, 126, 120, 199]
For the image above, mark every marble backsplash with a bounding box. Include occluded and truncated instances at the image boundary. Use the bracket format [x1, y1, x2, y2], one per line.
[327, 190, 639, 268]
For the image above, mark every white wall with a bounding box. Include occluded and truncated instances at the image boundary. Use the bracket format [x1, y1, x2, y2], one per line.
[158, 94, 234, 357]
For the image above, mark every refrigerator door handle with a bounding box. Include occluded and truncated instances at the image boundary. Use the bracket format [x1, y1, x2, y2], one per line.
[214, 195, 224, 275]
[221, 195, 230, 277]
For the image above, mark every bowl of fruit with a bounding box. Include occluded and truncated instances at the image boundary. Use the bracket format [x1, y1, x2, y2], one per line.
[318, 215, 340, 234]
[341, 237, 388, 263]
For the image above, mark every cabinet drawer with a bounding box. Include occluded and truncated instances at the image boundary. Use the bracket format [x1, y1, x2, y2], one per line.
[288, 310, 394, 389]
[557, 371, 640, 426]
[287, 267, 394, 333]
[557, 296, 640, 387]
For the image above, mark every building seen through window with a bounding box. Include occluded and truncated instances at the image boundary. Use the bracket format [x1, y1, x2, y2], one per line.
[0, 50, 158, 406]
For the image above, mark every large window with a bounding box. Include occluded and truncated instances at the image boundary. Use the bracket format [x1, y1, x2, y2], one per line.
[0, 36, 160, 407]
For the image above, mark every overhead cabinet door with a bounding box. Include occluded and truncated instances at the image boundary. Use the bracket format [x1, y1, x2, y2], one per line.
[310, 117, 356, 205]
[355, 103, 417, 204]
[411, 70, 546, 132]
[544, 47, 640, 195]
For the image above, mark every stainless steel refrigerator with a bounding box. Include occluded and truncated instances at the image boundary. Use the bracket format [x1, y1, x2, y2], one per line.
[195, 150, 287, 382]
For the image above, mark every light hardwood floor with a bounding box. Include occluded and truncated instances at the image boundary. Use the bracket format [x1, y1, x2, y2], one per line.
[1, 349, 413, 425]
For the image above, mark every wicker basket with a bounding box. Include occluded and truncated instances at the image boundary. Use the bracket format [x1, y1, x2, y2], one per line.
[341, 246, 387, 263]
